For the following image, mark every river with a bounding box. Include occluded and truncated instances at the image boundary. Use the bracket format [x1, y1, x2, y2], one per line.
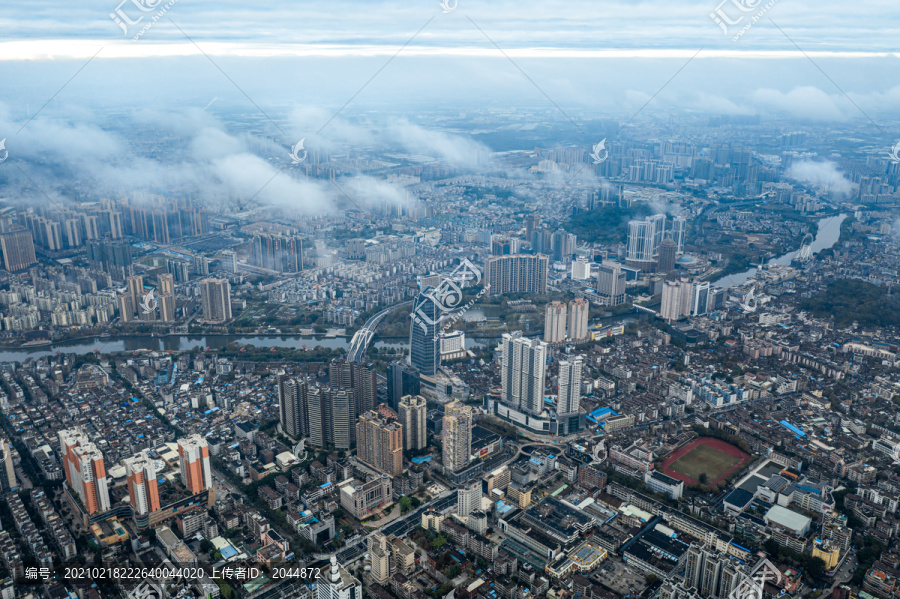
[713, 213, 847, 288]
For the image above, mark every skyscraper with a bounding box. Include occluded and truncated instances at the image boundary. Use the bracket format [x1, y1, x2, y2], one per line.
[558, 356, 583, 415]
[410, 290, 440, 376]
[124, 453, 160, 516]
[661, 280, 695, 321]
[551, 230, 577, 262]
[500, 333, 547, 415]
[306, 387, 354, 450]
[671, 216, 687, 254]
[60, 428, 110, 514]
[398, 394, 427, 451]
[200, 278, 232, 322]
[178, 434, 212, 495]
[483, 254, 549, 295]
[356, 411, 404, 477]
[87, 240, 133, 281]
[330, 389, 354, 450]
[330, 360, 377, 419]
[278, 377, 309, 439]
[250, 233, 304, 273]
[387, 362, 420, 412]
[0, 229, 37, 272]
[318, 556, 362, 599]
[571, 257, 591, 280]
[491, 236, 513, 256]
[442, 401, 472, 473]
[567, 298, 589, 341]
[596, 262, 627, 306]
[626, 214, 666, 270]
[693, 281, 712, 316]
[544, 301, 567, 343]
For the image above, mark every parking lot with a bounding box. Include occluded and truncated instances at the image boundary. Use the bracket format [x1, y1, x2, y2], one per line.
[591, 559, 649, 598]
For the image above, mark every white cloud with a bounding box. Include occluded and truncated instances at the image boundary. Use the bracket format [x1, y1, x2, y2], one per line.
[786, 160, 853, 195]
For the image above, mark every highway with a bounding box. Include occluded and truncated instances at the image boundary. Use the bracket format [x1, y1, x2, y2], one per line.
[346, 300, 413, 363]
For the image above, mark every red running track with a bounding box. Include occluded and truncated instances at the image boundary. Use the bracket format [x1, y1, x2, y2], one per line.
[659, 437, 751, 486]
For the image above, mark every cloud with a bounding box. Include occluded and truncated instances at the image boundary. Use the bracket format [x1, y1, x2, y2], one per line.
[786, 160, 853, 195]
[753, 87, 847, 121]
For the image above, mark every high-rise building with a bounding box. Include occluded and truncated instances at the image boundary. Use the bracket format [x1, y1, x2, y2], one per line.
[410, 290, 440, 376]
[661, 280, 695, 321]
[368, 532, 391, 584]
[306, 387, 353, 450]
[330, 360, 377, 419]
[596, 262, 627, 306]
[658, 237, 678, 274]
[0, 439, 16, 492]
[0, 229, 37, 272]
[278, 377, 309, 439]
[692, 281, 711, 316]
[398, 394, 427, 451]
[387, 362, 420, 412]
[571, 257, 591, 280]
[525, 215, 540, 240]
[124, 453, 160, 516]
[680, 544, 751, 599]
[200, 278, 232, 322]
[60, 428, 110, 514]
[491, 236, 514, 256]
[558, 356, 583, 415]
[457, 481, 481, 517]
[317, 556, 362, 599]
[356, 411, 403, 477]
[250, 233, 304, 273]
[626, 214, 666, 270]
[671, 216, 687, 254]
[551, 230, 577, 262]
[87, 240, 133, 281]
[500, 332, 547, 415]
[567, 298, 589, 341]
[544, 301, 567, 343]
[178, 434, 212, 495]
[442, 401, 472, 473]
[483, 254, 549, 295]
[157, 273, 176, 322]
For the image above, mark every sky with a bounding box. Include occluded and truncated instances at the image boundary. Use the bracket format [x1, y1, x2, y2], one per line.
[0, 0, 898, 213]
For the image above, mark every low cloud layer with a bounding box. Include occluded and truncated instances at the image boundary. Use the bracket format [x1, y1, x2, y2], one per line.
[786, 160, 854, 195]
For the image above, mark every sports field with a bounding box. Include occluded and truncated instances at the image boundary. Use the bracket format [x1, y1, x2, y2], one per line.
[660, 437, 751, 486]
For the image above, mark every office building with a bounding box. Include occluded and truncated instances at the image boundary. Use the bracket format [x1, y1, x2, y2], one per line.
[387, 362, 420, 412]
[0, 229, 36, 273]
[0, 440, 15, 492]
[410, 290, 440, 376]
[693, 281, 711, 317]
[442, 401, 472, 473]
[458, 481, 481, 517]
[596, 262, 626, 306]
[483, 254, 549, 295]
[671, 216, 687, 253]
[500, 332, 547, 415]
[398, 394, 428, 451]
[199, 279, 232, 322]
[356, 410, 403, 477]
[124, 453, 161, 516]
[558, 356, 583, 415]
[178, 435, 212, 495]
[567, 298, 589, 341]
[317, 556, 362, 599]
[60, 428, 110, 514]
[658, 237, 677, 274]
[544, 301, 567, 343]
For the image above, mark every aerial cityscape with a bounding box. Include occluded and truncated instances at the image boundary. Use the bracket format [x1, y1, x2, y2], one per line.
[0, 1, 899, 599]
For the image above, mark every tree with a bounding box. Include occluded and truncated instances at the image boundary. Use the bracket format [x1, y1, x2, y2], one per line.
[399, 497, 413, 513]
[432, 534, 447, 550]
[698, 473, 708, 485]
